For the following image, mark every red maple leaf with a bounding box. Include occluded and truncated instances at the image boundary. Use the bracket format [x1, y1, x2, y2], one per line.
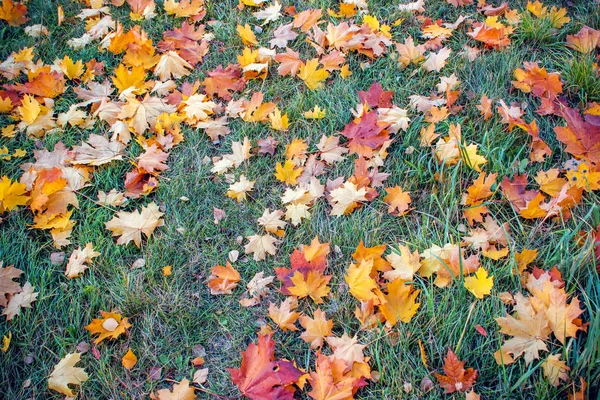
[358, 82, 394, 108]
[228, 334, 303, 400]
[340, 110, 389, 153]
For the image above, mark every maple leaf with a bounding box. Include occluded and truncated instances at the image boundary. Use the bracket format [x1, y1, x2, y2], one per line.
[464, 267, 494, 299]
[275, 160, 303, 185]
[268, 297, 300, 331]
[207, 261, 241, 295]
[69, 135, 125, 166]
[528, 281, 584, 345]
[253, 0, 281, 25]
[495, 293, 551, 365]
[237, 24, 258, 46]
[112, 64, 147, 94]
[299, 308, 333, 349]
[554, 106, 600, 165]
[183, 93, 217, 122]
[566, 26, 600, 53]
[512, 62, 562, 102]
[383, 245, 421, 282]
[2, 281, 37, 321]
[293, 9, 323, 32]
[229, 333, 303, 399]
[85, 311, 132, 344]
[58, 55, 85, 80]
[239, 272, 275, 307]
[304, 105, 326, 119]
[358, 82, 394, 109]
[17, 94, 40, 124]
[541, 354, 570, 387]
[288, 270, 331, 304]
[0, 0, 28, 26]
[383, 186, 411, 216]
[122, 348, 137, 370]
[299, 58, 329, 90]
[467, 17, 512, 49]
[257, 208, 286, 235]
[396, 36, 426, 67]
[269, 108, 289, 131]
[475, 94, 494, 120]
[257, 136, 279, 155]
[317, 135, 348, 164]
[48, 352, 89, 396]
[163, 0, 204, 18]
[202, 64, 246, 100]
[0, 263, 22, 307]
[137, 144, 169, 173]
[65, 243, 100, 279]
[447, 0, 473, 7]
[105, 202, 164, 247]
[0, 176, 29, 213]
[245, 234, 278, 261]
[352, 240, 390, 272]
[340, 111, 389, 152]
[270, 23, 298, 48]
[154, 50, 193, 80]
[379, 280, 420, 325]
[423, 47, 451, 72]
[120, 95, 177, 135]
[226, 175, 255, 202]
[434, 349, 477, 393]
[326, 333, 366, 369]
[329, 181, 367, 216]
[345, 259, 379, 302]
[151, 378, 195, 400]
[307, 352, 365, 400]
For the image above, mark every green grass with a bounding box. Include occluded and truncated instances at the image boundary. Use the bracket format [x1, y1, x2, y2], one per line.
[1, 0, 599, 399]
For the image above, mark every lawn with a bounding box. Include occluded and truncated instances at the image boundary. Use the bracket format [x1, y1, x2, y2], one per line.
[0, 0, 599, 399]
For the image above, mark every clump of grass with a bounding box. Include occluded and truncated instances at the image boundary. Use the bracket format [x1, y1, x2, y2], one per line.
[517, 12, 559, 44]
[562, 55, 600, 103]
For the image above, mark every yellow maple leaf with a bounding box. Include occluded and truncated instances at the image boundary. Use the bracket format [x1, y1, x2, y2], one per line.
[304, 105, 326, 119]
[58, 55, 85, 80]
[268, 108, 289, 131]
[298, 58, 329, 90]
[462, 143, 487, 172]
[345, 259, 379, 303]
[274, 160, 303, 185]
[464, 267, 494, 299]
[288, 270, 331, 304]
[17, 94, 40, 124]
[112, 64, 147, 94]
[237, 24, 258, 46]
[0, 176, 29, 213]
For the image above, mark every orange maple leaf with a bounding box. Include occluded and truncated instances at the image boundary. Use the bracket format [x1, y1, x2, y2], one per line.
[434, 349, 478, 393]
